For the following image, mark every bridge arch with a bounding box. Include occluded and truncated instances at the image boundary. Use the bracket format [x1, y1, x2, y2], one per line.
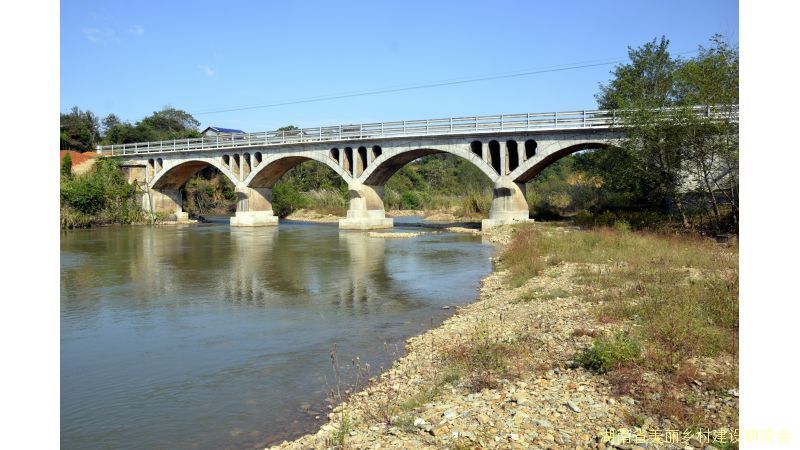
[142, 158, 240, 218]
[243, 152, 353, 188]
[360, 147, 499, 186]
[511, 141, 610, 184]
[150, 158, 239, 190]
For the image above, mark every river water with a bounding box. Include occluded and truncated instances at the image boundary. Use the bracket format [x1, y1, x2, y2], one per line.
[60, 219, 494, 449]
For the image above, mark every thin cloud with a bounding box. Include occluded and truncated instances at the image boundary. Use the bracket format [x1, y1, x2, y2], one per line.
[129, 25, 144, 36]
[197, 64, 216, 77]
[88, 11, 108, 20]
[82, 27, 116, 44]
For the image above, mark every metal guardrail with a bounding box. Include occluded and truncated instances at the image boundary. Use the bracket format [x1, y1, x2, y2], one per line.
[96, 105, 738, 156]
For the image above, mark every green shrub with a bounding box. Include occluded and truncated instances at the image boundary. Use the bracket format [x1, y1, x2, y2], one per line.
[61, 153, 73, 178]
[60, 158, 136, 217]
[59, 158, 145, 227]
[575, 332, 642, 373]
[384, 187, 401, 210]
[400, 191, 422, 209]
[61, 175, 106, 213]
[613, 219, 632, 233]
[271, 181, 309, 217]
[330, 411, 351, 447]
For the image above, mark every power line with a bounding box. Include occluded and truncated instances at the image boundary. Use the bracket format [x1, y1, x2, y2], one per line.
[193, 50, 700, 115]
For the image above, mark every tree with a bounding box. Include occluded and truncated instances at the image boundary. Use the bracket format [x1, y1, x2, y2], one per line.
[101, 114, 121, 138]
[674, 35, 739, 106]
[104, 121, 157, 144]
[139, 106, 201, 140]
[61, 152, 72, 178]
[596, 36, 679, 110]
[60, 106, 101, 152]
[102, 107, 201, 144]
[594, 37, 689, 224]
[595, 35, 739, 230]
[673, 36, 739, 226]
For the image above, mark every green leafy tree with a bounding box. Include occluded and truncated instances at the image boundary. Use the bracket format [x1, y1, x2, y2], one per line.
[594, 37, 686, 223]
[61, 152, 73, 178]
[271, 181, 308, 217]
[674, 35, 739, 225]
[60, 106, 101, 152]
[104, 121, 156, 144]
[596, 36, 679, 110]
[674, 35, 739, 106]
[103, 107, 201, 144]
[139, 106, 201, 139]
[101, 114, 121, 138]
[593, 35, 739, 230]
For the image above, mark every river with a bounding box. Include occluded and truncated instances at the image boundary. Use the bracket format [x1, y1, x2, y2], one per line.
[60, 219, 494, 449]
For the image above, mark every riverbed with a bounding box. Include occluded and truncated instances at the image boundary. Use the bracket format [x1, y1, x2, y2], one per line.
[60, 219, 494, 449]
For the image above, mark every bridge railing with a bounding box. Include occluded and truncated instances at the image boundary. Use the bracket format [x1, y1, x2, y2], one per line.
[96, 105, 737, 156]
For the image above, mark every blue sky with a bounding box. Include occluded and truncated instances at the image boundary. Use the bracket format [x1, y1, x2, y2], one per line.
[61, 0, 738, 132]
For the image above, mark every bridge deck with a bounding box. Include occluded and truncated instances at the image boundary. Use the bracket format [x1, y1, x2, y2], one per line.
[96, 105, 736, 156]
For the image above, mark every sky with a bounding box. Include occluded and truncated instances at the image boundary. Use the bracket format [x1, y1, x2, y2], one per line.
[61, 0, 738, 133]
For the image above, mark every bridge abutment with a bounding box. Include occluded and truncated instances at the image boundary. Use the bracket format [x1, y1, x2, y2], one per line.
[144, 188, 190, 222]
[230, 186, 279, 227]
[482, 177, 532, 230]
[339, 183, 393, 230]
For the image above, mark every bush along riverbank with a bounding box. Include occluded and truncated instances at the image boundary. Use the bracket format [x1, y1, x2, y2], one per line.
[60, 157, 151, 228]
[271, 223, 738, 449]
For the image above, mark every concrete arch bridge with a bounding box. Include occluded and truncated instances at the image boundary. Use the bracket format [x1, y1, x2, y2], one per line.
[102, 106, 735, 230]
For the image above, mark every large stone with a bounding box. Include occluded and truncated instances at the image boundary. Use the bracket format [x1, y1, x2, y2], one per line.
[230, 211, 279, 227]
[339, 217, 394, 230]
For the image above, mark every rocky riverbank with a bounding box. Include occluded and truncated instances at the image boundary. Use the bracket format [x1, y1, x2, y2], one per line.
[270, 224, 738, 450]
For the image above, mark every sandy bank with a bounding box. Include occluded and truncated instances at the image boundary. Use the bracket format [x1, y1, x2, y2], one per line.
[368, 232, 422, 239]
[284, 209, 342, 223]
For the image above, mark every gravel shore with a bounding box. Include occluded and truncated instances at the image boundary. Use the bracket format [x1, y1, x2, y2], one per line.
[270, 225, 737, 449]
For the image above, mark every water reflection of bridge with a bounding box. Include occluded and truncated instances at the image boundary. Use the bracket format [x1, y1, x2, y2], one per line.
[222, 228, 399, 312]
[67, 224, 460, 315]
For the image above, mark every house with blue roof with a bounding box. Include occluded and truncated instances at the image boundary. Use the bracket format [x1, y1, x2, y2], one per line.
[201, 126, 246, 137]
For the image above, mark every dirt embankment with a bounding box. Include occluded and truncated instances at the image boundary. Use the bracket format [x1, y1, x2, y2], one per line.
[60, 150, 97, 175]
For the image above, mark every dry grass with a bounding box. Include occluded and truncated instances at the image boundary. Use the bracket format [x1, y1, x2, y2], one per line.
[512, 287, 570, 304]
[304, 189, 348, 216]
[441, 320, 540, 392]
[500, 223, 739, 428]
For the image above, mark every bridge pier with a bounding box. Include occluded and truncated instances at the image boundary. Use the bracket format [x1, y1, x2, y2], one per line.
[482, 177, 532, 230]
[230, 186, 279, 227]
[144, 188, 190, 222]
[339, 182, 393, 230]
